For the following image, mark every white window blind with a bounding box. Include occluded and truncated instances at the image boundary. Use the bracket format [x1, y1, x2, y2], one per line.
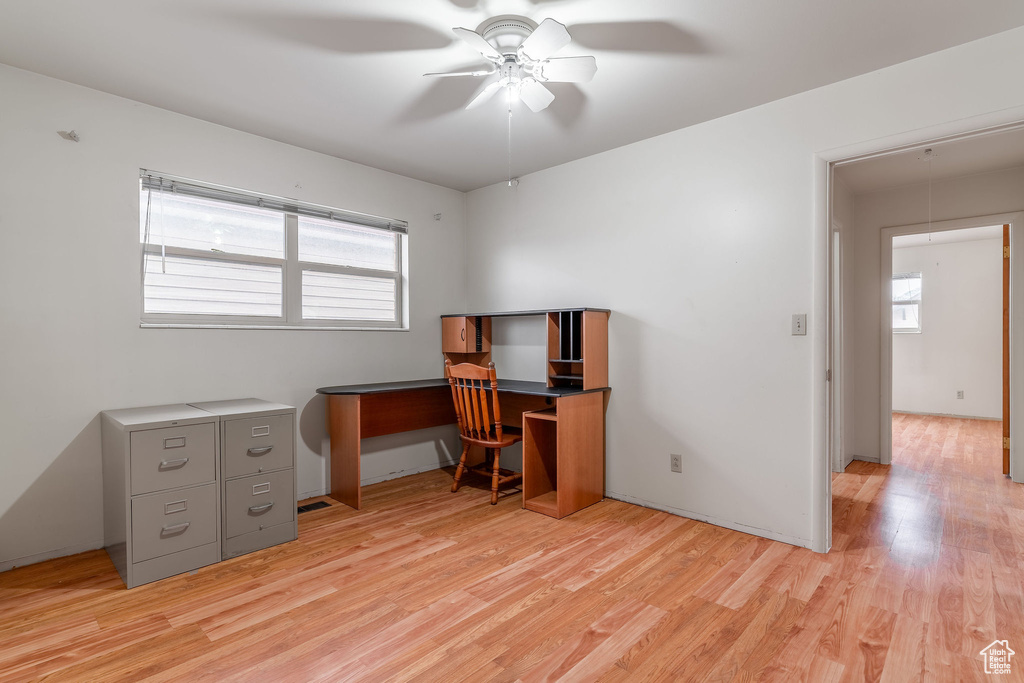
[139, 171, 406, 328]
[892, 272, 922, 333]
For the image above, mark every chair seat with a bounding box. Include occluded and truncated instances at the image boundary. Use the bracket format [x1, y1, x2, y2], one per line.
[458, 432, 522, 449]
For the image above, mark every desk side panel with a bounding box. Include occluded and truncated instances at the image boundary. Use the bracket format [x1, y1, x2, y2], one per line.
[557, 391, 605, 517]
[582, 311, 609, 390]
[328, 395, 361, 510]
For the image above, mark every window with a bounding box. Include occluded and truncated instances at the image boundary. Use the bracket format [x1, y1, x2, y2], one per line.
[139, 172, 406, 328]
[892, 272, 921, 333]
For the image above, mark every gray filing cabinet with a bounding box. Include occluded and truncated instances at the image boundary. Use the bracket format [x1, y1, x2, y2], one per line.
[101, 405, 221, 589]
[188, 399, 297, 560]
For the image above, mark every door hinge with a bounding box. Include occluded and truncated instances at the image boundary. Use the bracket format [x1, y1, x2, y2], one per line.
[1004, 436, 1010, 450]
[826, 369, 832, 382]
[1004, 246, 1010, 258]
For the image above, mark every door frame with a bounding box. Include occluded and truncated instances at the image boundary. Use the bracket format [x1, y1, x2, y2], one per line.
[830, 218, 845, 473]
[878, 211, 1023, 478]
[819, 118, 1024, 553]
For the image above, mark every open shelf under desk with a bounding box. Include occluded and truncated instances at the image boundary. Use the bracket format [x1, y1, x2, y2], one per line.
[520, 391, 604, 519]
[523, 490, 559, 517]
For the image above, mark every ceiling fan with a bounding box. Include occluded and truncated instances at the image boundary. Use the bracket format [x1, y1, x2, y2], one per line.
[424, 15, 597, 113]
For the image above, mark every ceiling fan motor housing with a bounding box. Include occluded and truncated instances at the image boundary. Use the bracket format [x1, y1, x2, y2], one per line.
[480, 15, 536, 54]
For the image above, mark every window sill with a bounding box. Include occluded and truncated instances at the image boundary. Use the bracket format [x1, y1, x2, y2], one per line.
[892, 329, 922, 334]
[140, 323, 408, 331]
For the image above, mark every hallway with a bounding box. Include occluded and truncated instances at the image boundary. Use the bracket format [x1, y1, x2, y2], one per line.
[831, 413, 1023, 680]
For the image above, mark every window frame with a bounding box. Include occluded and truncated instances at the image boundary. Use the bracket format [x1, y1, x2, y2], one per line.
[891, 271, 922, 334]
[139, 175, 406, 330]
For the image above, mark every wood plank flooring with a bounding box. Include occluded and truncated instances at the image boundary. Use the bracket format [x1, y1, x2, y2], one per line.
[1, 413, 1022, 681]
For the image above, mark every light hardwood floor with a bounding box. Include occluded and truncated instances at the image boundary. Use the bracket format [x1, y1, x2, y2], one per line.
[1, 414, 1022, 681]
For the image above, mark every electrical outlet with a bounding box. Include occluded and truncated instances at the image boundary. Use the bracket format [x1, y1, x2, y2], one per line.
[956, 390, 964, 399]
[792, 314, 807, 336]
[670, 454, 682, 473]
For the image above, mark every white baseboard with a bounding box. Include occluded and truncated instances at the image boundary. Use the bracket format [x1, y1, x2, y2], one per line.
[604, 491, 814, 551]
[361, 459, 457, 487]
[892, 410, 1000, 421]
[0, 540, 105, 573]
[850, 454, 881, 463]
[298, 459, 460, 502]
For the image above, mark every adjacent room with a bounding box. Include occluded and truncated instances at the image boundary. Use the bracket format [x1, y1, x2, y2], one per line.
[2, 2, 1024, 680]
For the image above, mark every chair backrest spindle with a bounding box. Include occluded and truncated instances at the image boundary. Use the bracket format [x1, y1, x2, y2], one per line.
[445, 360, 504, 442]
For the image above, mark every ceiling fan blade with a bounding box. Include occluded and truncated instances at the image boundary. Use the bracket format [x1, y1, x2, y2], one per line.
[519, 18, 571, 62]
[424, 66, 496, 78]
[452, 27, 502, 61]
[518, 79, 555, 113]
[534, 56, 597, 83]
[466, 80, 506, 109]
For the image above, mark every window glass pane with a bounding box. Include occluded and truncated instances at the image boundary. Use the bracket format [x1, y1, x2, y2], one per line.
[893, 303, 920, 330]
[302, 271, 396, 321]
[892, 276, 921, 302]
[298, 217, 396, 271]
[143, 255, 282, 317]
[139, 189, 284, 259]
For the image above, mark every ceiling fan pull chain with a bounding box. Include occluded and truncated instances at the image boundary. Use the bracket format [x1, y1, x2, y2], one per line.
[507, 93, 513, 187]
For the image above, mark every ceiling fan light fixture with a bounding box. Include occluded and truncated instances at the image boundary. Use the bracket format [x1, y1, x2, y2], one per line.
[430, 15, 598, 113]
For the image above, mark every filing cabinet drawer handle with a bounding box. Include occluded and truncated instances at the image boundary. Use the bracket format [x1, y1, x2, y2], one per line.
[159, 457, 190, 470]
[247, 446, 274, 456]
[249, 502, 275, 513]
[161, 521, 191, 535]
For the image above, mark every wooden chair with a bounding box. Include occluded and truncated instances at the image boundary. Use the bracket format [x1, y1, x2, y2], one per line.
[445, 360, 523, 504]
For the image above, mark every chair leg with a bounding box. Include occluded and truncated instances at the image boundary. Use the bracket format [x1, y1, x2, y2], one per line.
[452, 442, 471, 493]
[490, 448, 501, 505]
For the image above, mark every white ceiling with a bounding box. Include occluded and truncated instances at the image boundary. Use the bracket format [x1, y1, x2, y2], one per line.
[836, 126, 1024, 195]
[3, 0, 1024, 191]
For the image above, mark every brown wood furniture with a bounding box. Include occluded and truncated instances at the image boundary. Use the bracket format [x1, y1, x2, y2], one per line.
[441, 308, 609, 391]
[445, 360, 523, 504]
[318, 307, 610, 518]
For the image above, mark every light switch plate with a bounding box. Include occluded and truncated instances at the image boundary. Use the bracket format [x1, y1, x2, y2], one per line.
[792, 314, 807, 335]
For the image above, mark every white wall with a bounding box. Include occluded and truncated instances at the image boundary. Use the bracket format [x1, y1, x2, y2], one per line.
[466, 28, 1024, 550]
[892, 238, 1002, 418]
[0, 65, 466, 569]
[848, 167, 1024, 460]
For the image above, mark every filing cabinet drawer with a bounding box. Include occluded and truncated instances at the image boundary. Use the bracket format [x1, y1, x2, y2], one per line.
[224, 470, 294, 538]
[131, 483, 217, 563]
[130, 423, 216, 495]
[223, 414, 293, 478]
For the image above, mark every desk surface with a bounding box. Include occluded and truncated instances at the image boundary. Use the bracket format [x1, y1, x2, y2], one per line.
[439, 308, 610, 319]
[316, 378, 608, 397]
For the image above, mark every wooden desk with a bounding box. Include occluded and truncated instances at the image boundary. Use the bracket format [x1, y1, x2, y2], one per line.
[316, 379, 607, 517]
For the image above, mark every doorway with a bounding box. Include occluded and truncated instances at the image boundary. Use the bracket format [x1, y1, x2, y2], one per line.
[826, 124, 1024, 500]
[887, 224, 1005, 464]
[879, 214, 1021, 469]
